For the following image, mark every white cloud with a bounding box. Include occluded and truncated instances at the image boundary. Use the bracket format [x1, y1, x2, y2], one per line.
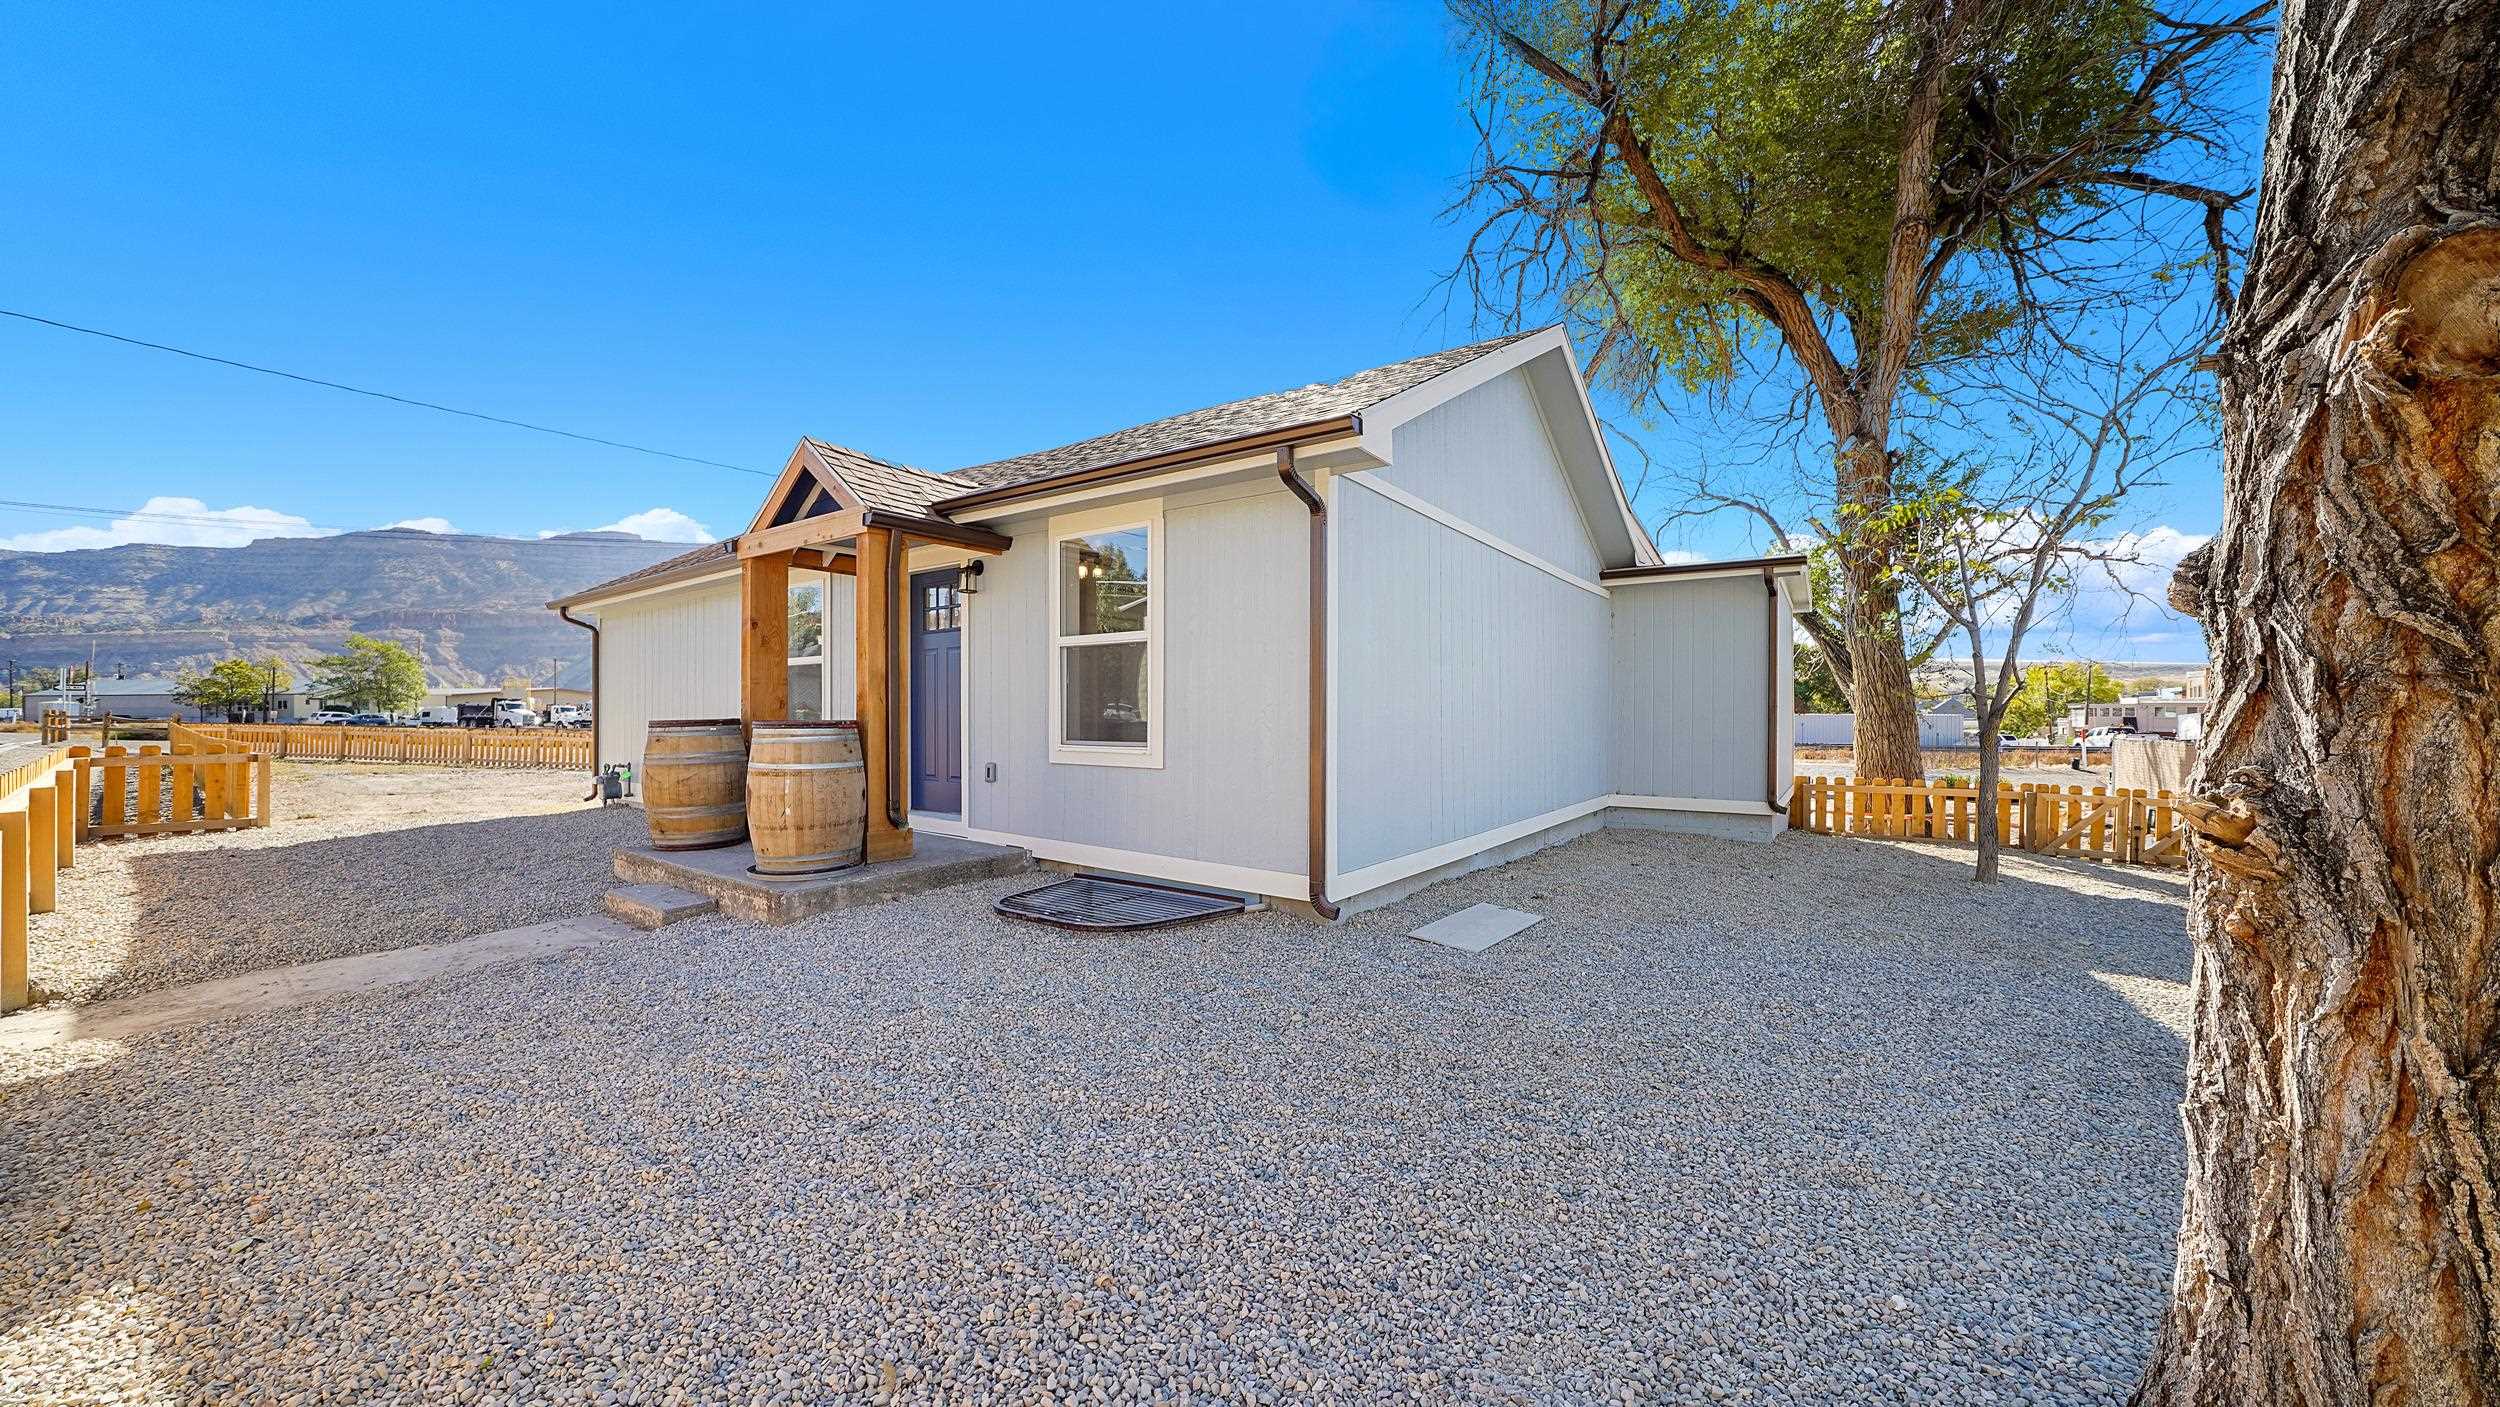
[0, 496, 326, 553]
[538, 507, 715, 543]
[383, 517, 456, 534]
[2045, 524, 2212, 660]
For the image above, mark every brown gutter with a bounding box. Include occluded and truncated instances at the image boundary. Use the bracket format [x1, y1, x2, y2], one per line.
[858, 510, 1011, 554]
[556, 605, 600, 775]
[935, 416, 1363, 517]
[1600, 553, 1808, 581]
[1761, 567, 1787, 815]
[1276, 446, 1341, 921]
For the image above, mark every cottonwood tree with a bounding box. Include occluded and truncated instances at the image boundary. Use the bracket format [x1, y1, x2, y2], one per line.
[1446, 0, 2266, 782]
[1887, 294, 2210, 880]
[310, 635, 426, 715]
[173, 658, 276, 722]
[2134, 0, 2499, 1397]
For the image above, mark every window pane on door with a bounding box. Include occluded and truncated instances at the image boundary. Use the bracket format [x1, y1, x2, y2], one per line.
[1057, 529, 1149, 636]
[1062, 640, 1147, 745]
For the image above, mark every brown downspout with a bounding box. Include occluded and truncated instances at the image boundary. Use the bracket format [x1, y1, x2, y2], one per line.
[1277, 446, 1342, 920]
[1761, 567, 1787, 816]
[557, 605, 600, 775]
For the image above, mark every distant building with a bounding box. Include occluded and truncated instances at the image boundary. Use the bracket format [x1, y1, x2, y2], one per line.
[2063, 693, 2210, 741]
[23, 673, 186, 720]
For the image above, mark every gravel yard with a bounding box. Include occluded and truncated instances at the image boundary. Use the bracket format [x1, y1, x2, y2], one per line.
[0, 827, 2193, 1405]
[29, 763, 639, 1006]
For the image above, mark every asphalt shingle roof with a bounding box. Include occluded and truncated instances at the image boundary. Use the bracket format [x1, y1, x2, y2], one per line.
[549, 540, 735, 607]
[557, 330, 1551, 606]
[803, 439, 960, 515]
[945, 328, 1547, 492]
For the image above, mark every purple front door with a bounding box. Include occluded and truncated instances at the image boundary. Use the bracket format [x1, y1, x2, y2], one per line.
[910, 570, 963, 814]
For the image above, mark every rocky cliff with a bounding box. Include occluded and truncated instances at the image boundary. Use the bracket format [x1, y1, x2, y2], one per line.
[0, 528, 689, 684]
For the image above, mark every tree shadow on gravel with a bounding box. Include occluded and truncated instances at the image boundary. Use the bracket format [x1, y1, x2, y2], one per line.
[51, 805, 642, 1005]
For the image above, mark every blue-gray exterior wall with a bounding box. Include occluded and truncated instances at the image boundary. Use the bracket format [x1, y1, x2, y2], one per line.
[1332, 478, 1612, 874]
[1610, 577, 1778, 803]
[963, 480, 1308, 883]
[1373, 367, 1604, 578]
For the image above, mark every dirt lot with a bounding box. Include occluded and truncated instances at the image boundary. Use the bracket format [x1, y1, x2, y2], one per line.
[26, 762, 641, 1006]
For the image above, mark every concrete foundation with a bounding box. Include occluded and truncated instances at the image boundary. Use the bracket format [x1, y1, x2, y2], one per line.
[613, 834, 1032, 925]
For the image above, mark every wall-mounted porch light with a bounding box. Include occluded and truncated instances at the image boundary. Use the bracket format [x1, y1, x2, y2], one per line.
[958, 559, 985, 595]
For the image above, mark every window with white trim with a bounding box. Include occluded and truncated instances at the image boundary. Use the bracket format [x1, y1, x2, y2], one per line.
[786, 575, 827, 720]
[1048, 507, 1161, 767]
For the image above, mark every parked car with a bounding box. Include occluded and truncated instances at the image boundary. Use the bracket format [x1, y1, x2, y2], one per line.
[412, 705, 460, 727]
[309, 710, 355, 725]
[347, 712, 391, 727]
[2077, 725, 2137, 749]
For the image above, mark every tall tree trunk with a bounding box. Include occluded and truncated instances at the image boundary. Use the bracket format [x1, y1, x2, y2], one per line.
[1837, 435, 1927, 785]
[2133, 0, 2500, 1401]
[1845, 569, 1925, 783]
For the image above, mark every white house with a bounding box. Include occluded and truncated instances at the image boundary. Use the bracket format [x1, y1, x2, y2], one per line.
[550, 328, 1805, 916]
[23, 673, 188, 720]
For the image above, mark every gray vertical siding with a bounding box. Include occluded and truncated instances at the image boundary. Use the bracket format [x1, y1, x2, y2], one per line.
[1610, 576, 1775, 803]
[1376, 368, 1604, 578]
[592, 577, 743, 781]
[1333, 479, 1613, 874]
[963, 481, 1307, 880]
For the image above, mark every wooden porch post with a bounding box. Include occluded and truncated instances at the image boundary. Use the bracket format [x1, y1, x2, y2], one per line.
[854, 526, 913, 862]
[741, 550, 792, 727]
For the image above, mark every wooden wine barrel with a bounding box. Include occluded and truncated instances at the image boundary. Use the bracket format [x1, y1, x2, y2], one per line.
[746, 720, 866, 875]
[643, 718, 747, 851]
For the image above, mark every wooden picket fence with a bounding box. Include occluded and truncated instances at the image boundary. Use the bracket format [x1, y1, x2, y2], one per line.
[0, 728, 285, 1010]
[82, 723, 273, 837]
[1789, 774, 2189, 869]
[0, 743, 78, 1010]
[193, 723, 590, 771]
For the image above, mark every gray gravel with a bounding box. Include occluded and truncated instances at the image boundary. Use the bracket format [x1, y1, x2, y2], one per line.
[29, 763, 639, 1006]
[0, 826, 2192, 1404]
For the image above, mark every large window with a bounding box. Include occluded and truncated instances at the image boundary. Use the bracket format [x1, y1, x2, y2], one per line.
[1049, 508, 1161, 767]
[787, 576, 827, 720]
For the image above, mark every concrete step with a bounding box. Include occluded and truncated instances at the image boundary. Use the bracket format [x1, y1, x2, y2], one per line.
[602, 883, 718, 931]
[612, 834, 1033, 925]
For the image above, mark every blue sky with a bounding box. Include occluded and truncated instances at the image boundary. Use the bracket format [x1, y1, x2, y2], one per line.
[2, 3, 2256, 660]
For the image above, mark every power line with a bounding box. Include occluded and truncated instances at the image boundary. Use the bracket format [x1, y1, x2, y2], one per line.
[0, 307, 774, 477]
[0, 496, 716, 550]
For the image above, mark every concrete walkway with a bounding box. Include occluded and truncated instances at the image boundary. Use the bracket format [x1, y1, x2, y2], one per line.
[0, 915, 628, 1054]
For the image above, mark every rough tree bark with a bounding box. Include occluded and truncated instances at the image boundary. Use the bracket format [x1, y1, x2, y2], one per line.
[2133, 0, 2500, 1401]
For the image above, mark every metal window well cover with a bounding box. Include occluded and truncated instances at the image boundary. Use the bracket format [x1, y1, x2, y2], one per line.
[994, 875, 1246, 931]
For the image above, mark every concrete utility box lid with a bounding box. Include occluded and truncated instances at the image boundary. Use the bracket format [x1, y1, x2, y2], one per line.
[1409, 903, 1542, 953]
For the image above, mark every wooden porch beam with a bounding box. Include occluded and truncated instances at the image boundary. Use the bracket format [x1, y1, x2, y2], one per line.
[792, 547, 856, 575]
[739, 509, 866, 560]
[740, 550, 792, 726]
[854, 526, 913, 862]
